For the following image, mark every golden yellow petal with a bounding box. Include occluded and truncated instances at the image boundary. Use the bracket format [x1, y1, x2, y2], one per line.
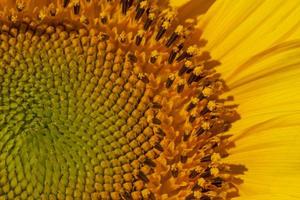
[223, 41, 300, 114]
[237, 194, 300, 200]
[169, 0, 216, 21]
[169, 0, 190, 7]
[196, 1, 300, 198]
[221, 46, 300, 198]
[198, 0, 300, 80]
[226, 122, 300, 199]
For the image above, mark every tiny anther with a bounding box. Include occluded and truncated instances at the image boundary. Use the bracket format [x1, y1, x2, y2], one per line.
[189, 114, 196, 123]
[156, 27, 166, 41]
[156, 128, 166, 137]
[178, 43, 185, 51]
[198, 92, 204, 100]
[128, 0, 134, 7]
[201, 155, 211, 163]
[200, 107, 210, 115]
[152, 102, 162, 109]
[156, 20, 170, 41]
[99, 33, 110, 41]
[63, 0, 70, 8]
[168, 49, 177, 64]
[100, 13, 108, 24]
[201, 121, 211, 131]
[180, 151, 188, 163]
[207, 101, 216, 112]
[187, 66, 203, 85]
[144, 13, 155, 30]
[135, 1, 147, 20]
[138, 73, 149, 84]
[163, 9, 176, 21]
[73, 3, 80, 15]
[200, 168, 211, 178]
[186, 98, 199, 112]
[120, 191, 133, 200]
[135, 30, 144, 46]
[202, 87, 213, 98]
[170, 165, 179, 177]
[128, 53, 137, 63]
[185, 194, 195, 200]
[195, 127, 205, 136]
[178, 60, 193, 76]
[137, 171, 149, 183]
[192, 183, 201, 191]
[166, 74, 175, 88]
[183, 131, 191, 141]
[176, 79, 185, 93]
[201, 196, 211, 200]
[177, 45, 198, 62]
[154, 142, 163, 152]
[16, 0, 25, 11]
[144, 157, 156, 168]
[119, 32, 127, 43]
[212, 142, 218, 149]
[49, 4, 57, 16]
[38, 9, 47, 20]
[121, 0, 129, 15]
[211, 167, 219, 176]
[80, 15, 89, 24]
[152, 117, 161, 125]
[189, 169, 200, 179]
[148, 191, 156, 200]
[197, 178, 206, 187]
[211, 153, 221, 163]
[176, 51, 189, 62]
[166, 25, 183, 47]
[211, 177, 223, 187]
[150, 50, 158, 63]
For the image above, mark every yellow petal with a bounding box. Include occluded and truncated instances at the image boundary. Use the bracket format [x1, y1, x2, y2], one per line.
[237, 194, 300, 200]
[169, 0, 189, 7]
[198, 1, 300, 198]
[223, 41, 300, 114]
[198, 0, 300, 81]
[222, 40, 300, 199]
[170, 0, 216, 21]
[226, 119, 300, 199]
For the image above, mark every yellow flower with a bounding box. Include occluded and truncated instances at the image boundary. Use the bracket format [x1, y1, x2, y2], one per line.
[0, 0, 299, 199]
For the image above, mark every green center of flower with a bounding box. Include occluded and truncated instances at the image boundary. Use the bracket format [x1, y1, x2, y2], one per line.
[0, 22, 161, 199]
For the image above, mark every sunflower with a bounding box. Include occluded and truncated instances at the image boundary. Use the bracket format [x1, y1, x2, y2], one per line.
[0, 0, 299, 199]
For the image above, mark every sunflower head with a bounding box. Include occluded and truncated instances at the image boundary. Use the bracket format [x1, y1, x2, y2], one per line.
[0, 0, 246, 199]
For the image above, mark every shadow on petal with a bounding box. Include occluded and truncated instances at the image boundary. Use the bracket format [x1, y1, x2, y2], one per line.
[177, 0, 216, 22]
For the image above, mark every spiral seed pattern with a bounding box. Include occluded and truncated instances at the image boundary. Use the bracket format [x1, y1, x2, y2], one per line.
[0, 0, 242, 199]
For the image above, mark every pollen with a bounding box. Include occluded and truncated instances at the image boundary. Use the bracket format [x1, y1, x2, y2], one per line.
[0, 0, 241, 199]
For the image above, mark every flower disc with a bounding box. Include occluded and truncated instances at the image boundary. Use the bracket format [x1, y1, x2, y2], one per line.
[0, 0, 241, 199]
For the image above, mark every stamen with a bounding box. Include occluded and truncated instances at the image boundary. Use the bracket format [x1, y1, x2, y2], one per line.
[63, 0, 70, 8]
[73, 2, 80, 14]
[176, 79, 185, 93]
[166, 25, 183, 47]
[144, 13, 155, 30]
[135, 30, 144, 46]
[135, 1, 147, 20]
[166, 74, 175, 88]
[179, 60, 193, 76]
[156, 20, 170, 41]
[122, 0, 129, 15]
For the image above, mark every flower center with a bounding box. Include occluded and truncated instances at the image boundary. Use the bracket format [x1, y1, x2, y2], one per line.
[0, 0, 242, 199]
